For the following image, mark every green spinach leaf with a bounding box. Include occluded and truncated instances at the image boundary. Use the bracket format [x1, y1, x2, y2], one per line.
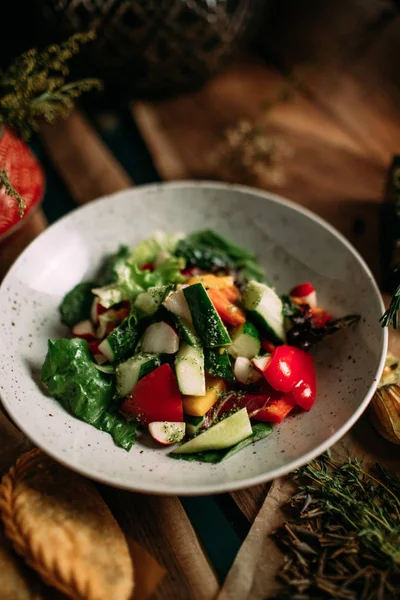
[59, 282, 95, 327]
[175, 229, 266, 282]
[98, 245, 130, 286]
[41, 338, 136, 450]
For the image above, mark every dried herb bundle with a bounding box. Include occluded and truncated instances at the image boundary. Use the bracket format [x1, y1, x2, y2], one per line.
[274, 453, 400, 599]
[213, 87, 294, 186]
[0, 31, 101, 140]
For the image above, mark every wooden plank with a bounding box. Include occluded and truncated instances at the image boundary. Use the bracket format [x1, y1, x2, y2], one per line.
[40, 110, 133, 203]
[258, 1, 400, 165]
[230, 484, 270, 524]
[132, 58, 385, 280]
[0, 208, 47, 280]
[101, 489, 219, 600]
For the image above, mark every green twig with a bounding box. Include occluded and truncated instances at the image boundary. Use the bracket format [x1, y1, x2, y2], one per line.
[0, 168, 26, 217]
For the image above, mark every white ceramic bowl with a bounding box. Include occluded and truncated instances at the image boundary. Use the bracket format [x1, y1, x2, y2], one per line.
[0, 182, 387, 495]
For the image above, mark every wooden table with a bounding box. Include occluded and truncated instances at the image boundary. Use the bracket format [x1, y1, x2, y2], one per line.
[2, 2, 400, 598]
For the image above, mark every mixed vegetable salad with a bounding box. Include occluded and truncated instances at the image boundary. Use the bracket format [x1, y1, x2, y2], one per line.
[41, 230, 359, 463]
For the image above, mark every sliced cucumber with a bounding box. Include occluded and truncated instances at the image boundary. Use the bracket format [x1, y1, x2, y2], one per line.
[204, 347, 234, 381]
[163, 288, 193, 325]
[170, 314, 201, 347]
[171, 408, 252, 454]
[134, 285, 172, 316]
[141, 322, 179, 354]
[228, 321, 261, 359]
[185, 415, 207, 437]
[183, 283, 231, 347]
[175, 344, 205, 396]
[242, 280, 285, 344]
[98, 318, 138, 363]
[171, 422, 273, 463]
[116, 353, 161, 398]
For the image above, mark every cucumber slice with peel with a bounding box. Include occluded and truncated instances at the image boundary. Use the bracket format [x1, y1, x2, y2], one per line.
[134, 285, 172, 316]
[183, 283, 231, 347]
[204, 347, 234, 381]
[242, 280, 285, 344]
[98, 318, 138, 363]
[175, 344, 205, 396]
[116, 353, 160, 398]
[171, 408, 252, 454]
[228, 322, 261, 359]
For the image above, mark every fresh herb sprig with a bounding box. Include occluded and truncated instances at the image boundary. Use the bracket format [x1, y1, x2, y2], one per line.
[381, 266, 400, 328]
[0, 168, 26, 217]
[275, 453, 400, 599]
[0, 31, 102, 140]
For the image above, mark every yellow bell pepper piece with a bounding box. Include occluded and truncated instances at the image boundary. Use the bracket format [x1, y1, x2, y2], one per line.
[183, 376, 226, 417]
[187, 274, 234, 289]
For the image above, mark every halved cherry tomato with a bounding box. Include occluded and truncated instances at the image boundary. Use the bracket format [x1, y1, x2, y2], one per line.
[262, 345, 317, 410]
[207, 288, 246, 327]
[120, 364, 183, 424]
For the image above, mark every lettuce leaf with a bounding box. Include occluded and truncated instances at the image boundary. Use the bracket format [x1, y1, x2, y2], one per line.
[129, 231, 184, 266]
[170, 422, 273, 463]
[41, 338, 136, 450]
[92, 257, 186, 309]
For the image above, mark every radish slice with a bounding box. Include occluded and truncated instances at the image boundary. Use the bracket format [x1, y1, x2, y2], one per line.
[90, 298, 106, 324]
[149, 421, 186, 445]
[290, 282, 317, 308]
[234, 357, 262, 385]
[141, 322, 179, 354]
[163, 288, 193, 325]
[72, 320, 96, 340]
[252, 355, 271, 373]
[94, 354, 108, 365]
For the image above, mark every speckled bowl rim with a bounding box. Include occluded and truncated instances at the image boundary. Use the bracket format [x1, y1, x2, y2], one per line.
[0, 181, 388, 495]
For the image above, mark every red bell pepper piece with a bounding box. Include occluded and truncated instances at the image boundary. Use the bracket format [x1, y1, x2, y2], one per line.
[213, 385, 282, 420]
[254, 394, 297, 423]
[222, 285, 241, 303]
[263, 345, 317, 410]
[120, 364, 183, 424]
[207, 288, 246, 327]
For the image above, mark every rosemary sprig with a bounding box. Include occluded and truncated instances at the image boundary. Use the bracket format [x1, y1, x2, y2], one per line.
[275, 453, 400, 599]
[0, 31, 102, 140]
[0, 168, 26, 217]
